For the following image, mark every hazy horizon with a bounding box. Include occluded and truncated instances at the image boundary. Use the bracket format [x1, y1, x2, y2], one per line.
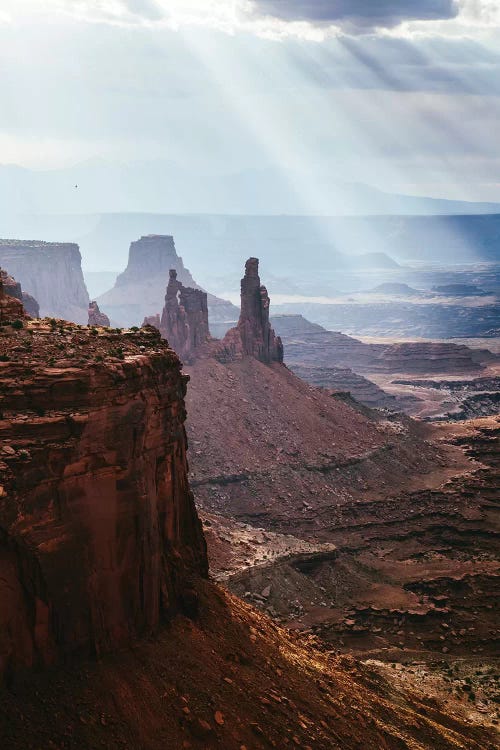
[1, 0, 500, 214]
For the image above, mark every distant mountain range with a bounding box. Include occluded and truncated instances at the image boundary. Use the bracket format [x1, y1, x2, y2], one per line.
[2, 159, 500, 217]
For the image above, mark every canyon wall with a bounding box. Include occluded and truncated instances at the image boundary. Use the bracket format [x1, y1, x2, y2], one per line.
[0, 240, 89, 323]
[217, 258, 283, 364]
[272, 314, 495, 374]
[0, 320, 207, 680]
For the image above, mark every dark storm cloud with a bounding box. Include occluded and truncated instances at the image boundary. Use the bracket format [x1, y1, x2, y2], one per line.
[254, 0, 459, 30]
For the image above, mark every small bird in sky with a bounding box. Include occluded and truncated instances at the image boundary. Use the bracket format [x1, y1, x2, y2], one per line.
[74, 184, 78, 188]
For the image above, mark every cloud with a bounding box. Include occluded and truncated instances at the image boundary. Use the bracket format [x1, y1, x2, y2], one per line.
[252, 1, 459, 32]
[4, 0, 500, 39]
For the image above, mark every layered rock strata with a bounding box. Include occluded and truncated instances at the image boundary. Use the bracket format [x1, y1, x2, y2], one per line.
[216, 258, 283, 364]
[88, 300, 110, 327]
[271, 314, 495, 375]
[0, 240, 89, 323]
[0, 320, 207, 680]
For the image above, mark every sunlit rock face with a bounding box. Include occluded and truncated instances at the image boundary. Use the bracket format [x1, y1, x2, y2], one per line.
[0, 321, 207, 681]
[88, 300, 110, 327]
[0, 240, 89, 323]
[216, 258, 283, 364]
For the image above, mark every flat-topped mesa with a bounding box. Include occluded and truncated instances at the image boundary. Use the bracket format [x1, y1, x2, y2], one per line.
[142, 313, 161, 328]
[88, 300, 110, 327]
[217, 258, 283, 364]
[0, 321, 207, 681]
[157, 269, 210, 363]
[115, 235, 197, 288]
[0, 240, 89, 323]
[0, 268, 30, 322]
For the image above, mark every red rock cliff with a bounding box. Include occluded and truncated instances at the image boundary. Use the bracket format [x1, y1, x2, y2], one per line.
[158, 269, 210, 363]
[0, 267, 40, 319]
[0, 320, 207, 681]
[217, 258, 283, 364]
[0, 269, 27, 323]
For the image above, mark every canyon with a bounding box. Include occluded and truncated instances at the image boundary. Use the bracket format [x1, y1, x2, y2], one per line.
[272, 314, 499, 418]
[0, 251, 497, 748]
[179, 259, 499, 738]
[1, 299, 496, 748]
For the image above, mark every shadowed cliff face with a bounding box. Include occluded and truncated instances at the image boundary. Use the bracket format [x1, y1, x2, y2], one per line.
[0, 320, 207, 680]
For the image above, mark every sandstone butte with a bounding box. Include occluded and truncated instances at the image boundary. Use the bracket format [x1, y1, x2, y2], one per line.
[0, 287, 497, 748]
[143, 268, 210, 364]
[88, 299, 111, 327]
[144, 257, 283, 366]
[0, 268, 30, 323]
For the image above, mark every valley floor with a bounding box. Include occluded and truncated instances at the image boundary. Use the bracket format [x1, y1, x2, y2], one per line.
[184, 358, 499, 737]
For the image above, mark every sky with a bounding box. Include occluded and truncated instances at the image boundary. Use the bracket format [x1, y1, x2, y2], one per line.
[1, 0, 500, 204]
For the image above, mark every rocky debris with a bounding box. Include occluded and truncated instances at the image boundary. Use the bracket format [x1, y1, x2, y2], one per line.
[184, 337, 498, 665]
[87, 300, 110, 327]
[0, 579, 497, 750]
[201, 511, 336, 582]
[203, 411, 499, 661]
[216, 258, 283, 364]
[392, 376, 500, 421]
[444, 391, 500, 421]
[0, 239, 89, 323]
[96, 234, 238, 331]
[0, 318, 207, 679]
[157, 269, 210, 362]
